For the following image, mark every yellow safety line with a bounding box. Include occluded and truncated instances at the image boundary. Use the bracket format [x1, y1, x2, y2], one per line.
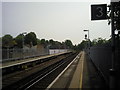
[80, 52, 84, 90]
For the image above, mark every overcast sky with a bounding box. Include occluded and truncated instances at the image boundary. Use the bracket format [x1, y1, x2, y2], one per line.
[2, 0, 111, 45]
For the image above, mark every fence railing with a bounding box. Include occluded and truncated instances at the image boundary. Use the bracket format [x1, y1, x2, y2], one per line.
[87, 43, 120, 85]
[2, 48, 48, 62]
[1, 48, 70, 63]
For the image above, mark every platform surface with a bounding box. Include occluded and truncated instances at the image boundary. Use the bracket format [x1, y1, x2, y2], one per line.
[47, 51, 105, 89]
[1, 52, 68, 68]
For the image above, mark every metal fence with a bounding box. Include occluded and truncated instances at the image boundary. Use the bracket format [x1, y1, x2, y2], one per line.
[1, 48, 70, 63]
[89, 44, 112, 84]
[87, 43, 120, 85]
[2, 48, 48, 62]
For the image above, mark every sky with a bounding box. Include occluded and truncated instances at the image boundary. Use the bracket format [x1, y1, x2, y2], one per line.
[1, 0, 112, 45]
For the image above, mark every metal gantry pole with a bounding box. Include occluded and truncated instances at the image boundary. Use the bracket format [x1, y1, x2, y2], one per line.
[88, 30, 89, 42]
[111, 2, 115, 72]
[88, 30, 90, 49]
[109, 2, 116, 88]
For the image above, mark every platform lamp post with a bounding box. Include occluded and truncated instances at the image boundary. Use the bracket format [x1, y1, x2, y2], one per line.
[83, 30, 90, 48]
[22, 32, 27, 59]
[83, 30, 90, 55]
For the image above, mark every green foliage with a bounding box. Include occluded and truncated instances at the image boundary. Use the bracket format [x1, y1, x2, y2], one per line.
[14, 34, 23, 48]
[40, 39, 46, 46]
[2, 34, 14, 47]
[46, 40, 49, 45]
[39, 39, 74, 49]
[37, 38, 41, 44]
[74, 37, 109, 51]
[2, 32, 112, 52]
[2, 33, 75, 50]
[65, 40, 73, 49]
[48, 39, 60, 49]
[75, 40, 88, 51]
[54, 41, 61, 49]
[49, 39, 54, 45]
[91, 37, 108, 46]
[24, 32, 37, 47]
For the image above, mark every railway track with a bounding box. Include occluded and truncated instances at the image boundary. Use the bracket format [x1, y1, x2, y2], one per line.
[2, 52, 78, 90]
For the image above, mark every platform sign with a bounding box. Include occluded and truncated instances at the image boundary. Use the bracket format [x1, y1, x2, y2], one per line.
[91, 4, 107, 20]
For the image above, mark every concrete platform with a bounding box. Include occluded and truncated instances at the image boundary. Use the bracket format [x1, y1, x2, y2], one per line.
[46, 51, 106, 89]
[46, 51, 84, 89]
[1, 52, 69, 69]
[69, 51, 85, 88]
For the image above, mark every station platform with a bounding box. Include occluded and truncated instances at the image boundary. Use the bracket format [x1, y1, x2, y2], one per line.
[47, 51, 106, 89]
[1, 52, 69, 69]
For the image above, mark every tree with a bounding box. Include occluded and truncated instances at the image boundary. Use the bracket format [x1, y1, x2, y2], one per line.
[97, 38, 107, 45]
[49, 39, 54, 45]
[61, 42, 67, 49]
[91, 39, 97, 46]
[2, 34, 14, 48]
[14, 34, 24, 48]
[40, 39, 46, 46]
[65, 40, 73, 49]
[54, 41, 61, 49]
[24, 32, 37, 47]
[77, 40, 88, 50]
[46, 40, 49, 45]
[37, 38, 41, 44]
[91, 37, 108, 46]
